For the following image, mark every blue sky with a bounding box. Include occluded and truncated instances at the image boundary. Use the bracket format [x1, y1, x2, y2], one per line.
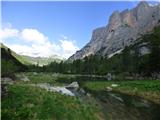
[1, 1, 159, 58]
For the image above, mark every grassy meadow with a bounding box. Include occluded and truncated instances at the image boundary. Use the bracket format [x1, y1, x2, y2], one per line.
[1, 72, 102, 120]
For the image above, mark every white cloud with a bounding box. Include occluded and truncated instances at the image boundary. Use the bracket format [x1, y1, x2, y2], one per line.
[1, 25, 79, 59]
[7, 44, 33, 56]
[60, 39, 79, 58]
[6, 42, 61, 57]
[31, 42, 60, 57]
[21, 28, 48, 44]
[0, 28, 19, 41]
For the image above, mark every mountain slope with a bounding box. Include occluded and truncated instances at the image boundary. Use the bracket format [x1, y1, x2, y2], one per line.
[1, 43, 32, 65]
[1, 45, 27, 77]
[64, 26, 160, 76]
[69, 1, 160, 61]
[103, 26, 160, 75]
[1, 43, 63, 66]
[21, 55, 63, 66]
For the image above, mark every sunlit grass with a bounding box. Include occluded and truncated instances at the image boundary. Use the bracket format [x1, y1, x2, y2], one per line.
[2, 84, 99, 120]
[22, 72, 76, 85]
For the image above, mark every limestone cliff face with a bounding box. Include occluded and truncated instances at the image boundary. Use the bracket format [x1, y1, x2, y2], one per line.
[69, 1, 160, 60]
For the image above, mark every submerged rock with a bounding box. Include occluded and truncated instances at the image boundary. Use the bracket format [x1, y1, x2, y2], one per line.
[86, 93, 91, 97]
[79, 88, 86, 94]
[109, 93, 124, 102]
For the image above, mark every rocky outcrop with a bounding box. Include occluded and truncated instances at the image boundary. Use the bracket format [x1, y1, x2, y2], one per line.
[69, 1, 160, 60]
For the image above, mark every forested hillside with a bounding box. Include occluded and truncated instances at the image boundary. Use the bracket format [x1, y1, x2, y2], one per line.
[29, 26, 160, 78]
[1, 45, 27, 78]
[1, 43, 32, 65]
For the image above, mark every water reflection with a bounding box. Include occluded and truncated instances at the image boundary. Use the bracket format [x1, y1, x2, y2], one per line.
[90, 90, 160, 120]
[56, 76, 160, 120]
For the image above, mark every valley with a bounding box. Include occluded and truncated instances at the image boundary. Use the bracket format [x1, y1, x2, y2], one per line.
[2, 72, 160, 120]
[1, 1, 160, 120]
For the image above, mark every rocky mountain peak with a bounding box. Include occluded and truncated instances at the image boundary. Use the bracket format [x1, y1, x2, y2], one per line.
[69, 1, 160, 61]
[137, 1, 149, 8]
[108, 10, 122, 30]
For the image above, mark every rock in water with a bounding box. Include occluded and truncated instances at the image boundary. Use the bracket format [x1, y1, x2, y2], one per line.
[30, 83, 75, 96]
[69, 1, 160, 60]
[106, 86, 112, 92]
[66, 82, 79, 89]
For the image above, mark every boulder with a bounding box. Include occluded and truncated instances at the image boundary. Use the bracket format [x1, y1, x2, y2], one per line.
[31, 83, 75, 96]
[66, 82, 79, 89]
[106, 86, 112, 91]
[79, 88, 86, 94]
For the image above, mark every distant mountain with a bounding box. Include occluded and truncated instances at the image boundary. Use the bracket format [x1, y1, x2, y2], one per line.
[1, 43, 31, 65]
[1, 43, 63, 66]
[66, 26, 160, 76]
[21, 55, 63, 66]
[69, 1, 160, 60]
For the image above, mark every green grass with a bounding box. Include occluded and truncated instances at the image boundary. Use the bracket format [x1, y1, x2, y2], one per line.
[21, 72, 75, 85]
[2, 84, 100, 120]
[83, 80, 160, 104]
[24, 72, 58, 85]
[4, 72, 160, 119]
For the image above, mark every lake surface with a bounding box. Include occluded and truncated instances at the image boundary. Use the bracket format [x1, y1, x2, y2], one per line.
[58, 76, 160, 120]
[88, 90, 160, 120]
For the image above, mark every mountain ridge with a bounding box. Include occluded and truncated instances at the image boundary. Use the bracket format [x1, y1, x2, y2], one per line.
[69, 1, 160, 61]
[1, 43, 63, 66]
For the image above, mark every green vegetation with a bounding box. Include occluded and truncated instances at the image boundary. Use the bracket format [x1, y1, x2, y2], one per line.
[2, 84, 100, 120]
[1, 46, 27, 78]
[27, 26, 160, 78]
[21, 55, 63, 66]
[24, 72, 58, 85]
[1, 72, 102, 120]
[1, 43, 63, 66]
[83, 80, 160, 104]
[2, 26, 159, 78]
[1, 43, 32, 65]
[1, 26, 160, 120]
[23, 72, 74, 85]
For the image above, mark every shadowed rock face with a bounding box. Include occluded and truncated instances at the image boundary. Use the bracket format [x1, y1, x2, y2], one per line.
[69, 1, 160, 61]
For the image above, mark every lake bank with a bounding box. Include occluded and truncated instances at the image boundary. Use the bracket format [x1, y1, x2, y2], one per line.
[2, 72, 160, 120]
[83, 80, 160, 105]
[1, 83, 101, 120]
